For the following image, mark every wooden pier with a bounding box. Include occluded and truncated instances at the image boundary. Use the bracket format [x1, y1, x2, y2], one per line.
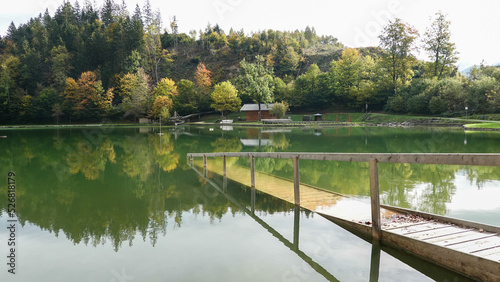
[187, 152, 500, 281]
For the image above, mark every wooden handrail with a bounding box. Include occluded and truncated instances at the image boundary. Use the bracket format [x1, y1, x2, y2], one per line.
[187, 152, 500, 166]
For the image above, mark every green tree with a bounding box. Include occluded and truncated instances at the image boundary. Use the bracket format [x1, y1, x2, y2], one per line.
[173, 79, 197, 115]
[330, 49, 362, 106]
[428, 96, 447, 114]
[379, 18, 419, 94]
[235, 56, 274, 120]
[49, 45, 72, 91]
[423, 12, 459, 79]
[292, 64, 326, 110]
[279, 46, 300, 76]
[122, 68, 151, 120]
[210, 81, 241, 117]
[468, 76, 499, 113]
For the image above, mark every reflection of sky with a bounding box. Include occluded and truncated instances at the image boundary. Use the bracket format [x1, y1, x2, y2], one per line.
[399, 174, 500, 226]
[0, 209, 438, 281]
[447, 175, 500, 226]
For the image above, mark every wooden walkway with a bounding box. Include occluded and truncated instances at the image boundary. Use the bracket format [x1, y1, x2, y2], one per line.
[189, 153, 500, 281]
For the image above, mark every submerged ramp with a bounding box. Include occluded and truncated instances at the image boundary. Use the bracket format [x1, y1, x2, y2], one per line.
[199, 159, 397, 222]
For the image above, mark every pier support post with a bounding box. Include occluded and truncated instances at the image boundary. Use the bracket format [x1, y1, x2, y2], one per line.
[251, 184, 256, 214]
[293, 156, 300, 206]
[251, 155, 255, 188]
[370, 240, 381, 282]
[223, 155, 227, 177]
[223, 176, 228, 193]
[369, 158, 381, 240]
[293, 205, 300, 250]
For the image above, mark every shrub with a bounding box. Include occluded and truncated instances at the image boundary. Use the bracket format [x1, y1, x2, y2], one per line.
[270, 101, 290, 119]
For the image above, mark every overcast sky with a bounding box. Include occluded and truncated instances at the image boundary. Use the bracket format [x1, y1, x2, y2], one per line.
[1, 0, 499, 67]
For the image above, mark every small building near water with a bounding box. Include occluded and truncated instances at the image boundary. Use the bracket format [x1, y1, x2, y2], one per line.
[240, 104, 274, 121]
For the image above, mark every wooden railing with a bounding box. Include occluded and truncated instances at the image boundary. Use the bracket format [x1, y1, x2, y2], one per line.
[187, 152, 500, 240]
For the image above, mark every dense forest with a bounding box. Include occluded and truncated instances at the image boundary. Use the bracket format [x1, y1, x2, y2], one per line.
[0, 0, 499, 124]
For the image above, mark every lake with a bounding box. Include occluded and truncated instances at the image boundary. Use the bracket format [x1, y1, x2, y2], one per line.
[1, 125, 499, 281]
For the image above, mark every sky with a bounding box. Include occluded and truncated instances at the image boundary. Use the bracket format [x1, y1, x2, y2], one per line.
[1, 0, 499, 68]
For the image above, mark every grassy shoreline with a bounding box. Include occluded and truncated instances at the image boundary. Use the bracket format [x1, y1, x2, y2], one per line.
[2, 112, 499, 130]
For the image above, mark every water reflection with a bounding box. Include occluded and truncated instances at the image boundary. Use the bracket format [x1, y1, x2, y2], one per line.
[1, 126, 500, 254]
[190, 161, 472, 282]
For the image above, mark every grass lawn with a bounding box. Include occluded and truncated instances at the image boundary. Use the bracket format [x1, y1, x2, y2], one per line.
[464, 123, 500, 129]
[464, 114, 500, 121]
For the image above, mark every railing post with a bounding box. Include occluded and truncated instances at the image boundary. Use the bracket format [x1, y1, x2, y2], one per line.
[203, 155, 207, 168]
[250, 155, 255, 188]
[190, 155, 193, 164]
[293, 156, 300, 206]
[223, 155, 227, 177]
[369, 158, 381, 240]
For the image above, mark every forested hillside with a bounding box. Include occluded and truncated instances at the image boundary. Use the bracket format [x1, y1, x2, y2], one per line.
[0, 0, 499, 124]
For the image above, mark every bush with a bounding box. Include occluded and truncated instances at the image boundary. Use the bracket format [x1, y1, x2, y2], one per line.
[270, 101, 290, 119]
[385, 95, 405, 113]
[407, 94, 429, 114]
[428, 96, 447, 114]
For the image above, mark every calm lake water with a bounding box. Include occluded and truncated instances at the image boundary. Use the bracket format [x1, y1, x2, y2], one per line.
[1, 125, 499, 281]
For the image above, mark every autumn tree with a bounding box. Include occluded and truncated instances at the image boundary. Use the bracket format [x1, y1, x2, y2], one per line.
[423, 12, 459, 79]
[194, 62, 212, 111]
[210, 81, 241, 117]
[151, 77, 177, 118]
[379, 18, 419, 94]
[64, 71, 113, 120]
[194, 62, 212, 90]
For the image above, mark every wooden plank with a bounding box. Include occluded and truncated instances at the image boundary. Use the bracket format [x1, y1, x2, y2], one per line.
[387, 222, 450, 235]
[471, 245, 500, 257]
[420, 229, 473, 242]
[406, 226, 466, 241]
[383, 221, 430, 231]
[481, 249, 500, 262]
[448, 235, 500, 253]
[431, 232, 497, 247]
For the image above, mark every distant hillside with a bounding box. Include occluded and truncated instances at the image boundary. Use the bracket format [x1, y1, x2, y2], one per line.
[166, 43, 384, 83]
